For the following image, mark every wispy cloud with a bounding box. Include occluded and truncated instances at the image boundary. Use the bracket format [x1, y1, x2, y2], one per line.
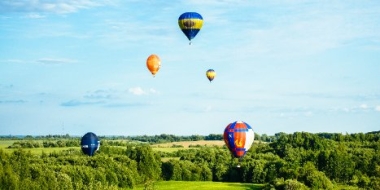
[0, 0, 105, 14]
[24, 13, 45, 19]
[0, 100, 26, 104]
[0, 59, 25, 64]
[1, 58, 77, 65]
[104, 102, 148, 108]
[99, 17, 178, 48]
[195, 1, 380, 63]
[0, 84, 14, 89]
[60, 100, 104, 107]
[128, 87, 146, 95]
[37, 58, 77, 65]
[128, 87, 159, 96]
[286, 92, 380, 102]
[61, 87, 160, 107]
[332, 104, 380, 113]
[360, 104, 369, 109]
[84, 90, 115, 100]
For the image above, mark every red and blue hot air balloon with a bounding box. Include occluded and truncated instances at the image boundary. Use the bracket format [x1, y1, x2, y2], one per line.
[81, 132, 100, 156]
[223, 121, 255, 166]
[178, 12, 203, 45]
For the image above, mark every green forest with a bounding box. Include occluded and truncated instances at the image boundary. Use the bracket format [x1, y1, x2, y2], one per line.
[1, 131, 380, 190]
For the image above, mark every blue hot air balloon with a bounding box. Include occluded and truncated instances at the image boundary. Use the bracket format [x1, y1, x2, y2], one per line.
[81, 132, 100, 156]
[178, 12, 203, 44]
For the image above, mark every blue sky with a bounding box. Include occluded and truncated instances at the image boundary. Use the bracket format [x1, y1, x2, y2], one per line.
[1, 0, 379, 136]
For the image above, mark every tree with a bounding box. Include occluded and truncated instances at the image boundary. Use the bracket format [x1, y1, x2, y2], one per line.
[300, 162, 333, 189]
[284, 179, 308, 190]
[127, 145, 161, 183]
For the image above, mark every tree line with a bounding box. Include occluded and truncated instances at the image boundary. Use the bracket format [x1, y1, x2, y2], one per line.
[1, 131, 380, 189]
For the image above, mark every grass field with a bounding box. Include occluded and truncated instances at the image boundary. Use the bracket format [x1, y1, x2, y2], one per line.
[0, 140, 80, 154]
[0, 146, 80, 154]
[0, 139, 254, 155]
[0, 140, 15, 149]
[134, 181, 264, 190]
[151, 140, 226, 148]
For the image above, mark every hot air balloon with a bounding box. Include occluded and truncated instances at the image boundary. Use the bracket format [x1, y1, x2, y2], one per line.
[146, 54, 161, 77]
[206, 69, 216, 82]
[81, 132, 100, 156]
[223, 121, 255, 167]
[178, 12, 203, 45]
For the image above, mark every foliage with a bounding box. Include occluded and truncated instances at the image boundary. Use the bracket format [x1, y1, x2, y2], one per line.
[1, 131, 380, 189]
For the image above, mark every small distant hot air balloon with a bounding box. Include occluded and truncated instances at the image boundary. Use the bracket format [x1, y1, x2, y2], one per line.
[206, 69, 216, 82]
[223, 121, 255, 167]
[81, 132, 100, 156]
[146, 54, 161, 77]
[178, 12, 203, 45]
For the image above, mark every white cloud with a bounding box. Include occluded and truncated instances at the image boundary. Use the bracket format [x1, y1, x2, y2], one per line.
[149, 88, 159, 95]
[128, 87, 146, 96]
[375, 106, 380, 112]
[128, 87, 159, 96]
[360, 104, 368, 109]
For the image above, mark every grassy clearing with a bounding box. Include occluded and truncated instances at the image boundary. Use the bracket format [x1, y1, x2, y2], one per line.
[0, 140, 15, 149]
[25, 147, 80, 154]
[134, 181, 264, 190]
[151, 140, 226, 154]
[160, 157, 180, 162]
[0, 139, 80, 154]
[151, 140, 225, 148]
[0, 146, 80, 155]
[152, 147, 188, 153]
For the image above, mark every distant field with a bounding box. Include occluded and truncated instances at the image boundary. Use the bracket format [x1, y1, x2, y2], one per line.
[151, 140, 226, 148]
[0, 139, 258, 155]
[0, 146, 80, 154]
[0, 140, 15, 149]
[134, 181, 264, 190]
[0, 140, 80, 154]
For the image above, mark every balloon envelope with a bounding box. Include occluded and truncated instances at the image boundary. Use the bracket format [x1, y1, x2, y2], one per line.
[178, 12, 203, 43]
[146, 54, 161, 77]
[223, 121, 254, 158]
[81, 132, 100, 156]
[206, 69, 216, 82]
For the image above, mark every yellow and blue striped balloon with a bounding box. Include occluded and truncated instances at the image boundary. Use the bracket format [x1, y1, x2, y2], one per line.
[206, 69, 216, 82]
[178, 12, 203, 44]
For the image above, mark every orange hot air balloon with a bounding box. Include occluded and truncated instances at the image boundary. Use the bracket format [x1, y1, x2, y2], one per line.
[146, 54, 161, 77]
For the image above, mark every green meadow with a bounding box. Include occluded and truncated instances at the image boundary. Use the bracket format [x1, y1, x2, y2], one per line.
[0, 139, 221, 155]
[0, 140, 79, 154]
[0, 140, 14, 148]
